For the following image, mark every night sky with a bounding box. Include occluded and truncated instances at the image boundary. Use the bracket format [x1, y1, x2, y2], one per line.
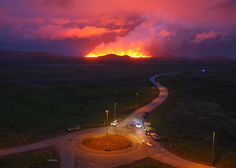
[0, 0, 235, 58]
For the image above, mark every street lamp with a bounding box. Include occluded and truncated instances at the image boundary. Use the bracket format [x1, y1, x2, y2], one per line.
[106, 110, 110, 139]
[211, 132, 215, 166]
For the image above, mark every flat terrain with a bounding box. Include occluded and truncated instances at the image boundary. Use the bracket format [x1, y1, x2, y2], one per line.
[146, 68, 236, 167]
[115, 157, 178, 168]
[0, 54, 235, 167]
[0, 57, 161, 148]
[0, 146, 59, 168]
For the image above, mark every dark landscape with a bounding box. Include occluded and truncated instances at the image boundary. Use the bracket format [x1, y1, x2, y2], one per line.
[1, 1, 236, 167]
[0, 50, 235, 167]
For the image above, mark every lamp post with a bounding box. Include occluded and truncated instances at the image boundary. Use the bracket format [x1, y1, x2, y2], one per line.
[211, 132, 215, 166]
[106, 110, 110, 139]
[136, 92, 138, 109]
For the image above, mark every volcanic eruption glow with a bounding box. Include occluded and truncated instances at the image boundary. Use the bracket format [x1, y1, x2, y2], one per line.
[85, 52, 151, 58]
[85, 41, 152, 58]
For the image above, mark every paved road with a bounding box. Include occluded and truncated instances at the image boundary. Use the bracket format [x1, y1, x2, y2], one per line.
[0, 72, 215, 168]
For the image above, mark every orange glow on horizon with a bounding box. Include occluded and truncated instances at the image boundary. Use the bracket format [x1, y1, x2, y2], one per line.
[85, 50, 152, 58]
[85, 40, 152, 58]
[85, 53, 151, 58]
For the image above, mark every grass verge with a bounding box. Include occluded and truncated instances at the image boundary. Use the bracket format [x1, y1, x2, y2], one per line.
[145, 69, 236, 167]
[114, 157, 178, 168]
[0, 146, 60, 168]
[81, 134, 132, 151]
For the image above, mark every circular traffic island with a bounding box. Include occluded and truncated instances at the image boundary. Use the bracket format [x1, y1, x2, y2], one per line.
[81, 134, 132, 151]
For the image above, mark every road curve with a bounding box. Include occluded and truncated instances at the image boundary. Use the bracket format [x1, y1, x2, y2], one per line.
[0, 72, 215, 168]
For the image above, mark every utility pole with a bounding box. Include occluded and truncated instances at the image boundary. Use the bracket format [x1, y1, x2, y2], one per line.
[106, 110, 110, 139]
[211, 132, 215, 166]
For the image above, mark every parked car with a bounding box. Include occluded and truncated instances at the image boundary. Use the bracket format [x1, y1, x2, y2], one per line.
[111, 120, 118, 126]
[135, 121, 141, 128]
[149, 132, 156, 136]
[142, 140, 154, 147]
[151, 133, 160, 141]
[130, 121, 135, 126]
[143, 112, 149, 115]
[146, 130, 155, 135]
[68, 126, 80, 132]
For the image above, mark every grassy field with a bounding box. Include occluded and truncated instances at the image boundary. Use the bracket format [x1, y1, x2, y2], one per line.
[0, 146, 59, 168]
[115, 157, 178, 168]
[0, 56, 235, 167]
[145, 64, 236, 167]
[0, 60, 163, 148]
[0, 82, 155, 147]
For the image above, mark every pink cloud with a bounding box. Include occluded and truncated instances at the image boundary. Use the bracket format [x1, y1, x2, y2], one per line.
[21, 25, 123, 40]
[23, 0, 76, 8]
[49, 18, 71, 25]
[1, 0, 236, 57]
[77, 13, 140, 29]
[0, 5, 44, 28]
[0, 14, 44, 28]
[142, 19, 156, 28]
[158, 29, 172, 37]
[192, 31, 229, 43]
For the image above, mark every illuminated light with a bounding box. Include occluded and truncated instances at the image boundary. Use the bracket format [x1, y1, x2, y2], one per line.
[85, 44, 152, 58]
[85, 55, 99, 58]
[85, 40, 152, 58]
[85, 53, 151, 58]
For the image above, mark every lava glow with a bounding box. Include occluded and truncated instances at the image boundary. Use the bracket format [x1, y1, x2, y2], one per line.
[85, 49, 152, 58]
[85, 52, 152, 58]
[85, 42, 152, 58]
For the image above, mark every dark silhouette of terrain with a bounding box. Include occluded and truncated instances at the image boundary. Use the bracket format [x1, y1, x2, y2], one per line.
[198, 55, 230, 61]
[0, 50, 233, 64]
[98, 54, 131, 60]
[157, 54, 189, 61]
[0, 50, 64, 59]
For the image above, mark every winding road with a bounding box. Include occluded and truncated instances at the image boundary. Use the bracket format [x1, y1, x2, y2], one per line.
[0, 72, 215, 168]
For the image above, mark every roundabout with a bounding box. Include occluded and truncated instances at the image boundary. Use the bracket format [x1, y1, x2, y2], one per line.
[0, 72, 215, 168]
[81, 134, 132, 151]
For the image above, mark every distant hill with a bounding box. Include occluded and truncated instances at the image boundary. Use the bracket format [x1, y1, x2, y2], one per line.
[198, 55, 230, 61]
[94, 54, 190, 60]
[0, 50, 232, 62]
[157, 54, 189, 60]
[98, 54, 131, 60]
[0, 50, 84, 66]
[0, 50, 64, 60]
